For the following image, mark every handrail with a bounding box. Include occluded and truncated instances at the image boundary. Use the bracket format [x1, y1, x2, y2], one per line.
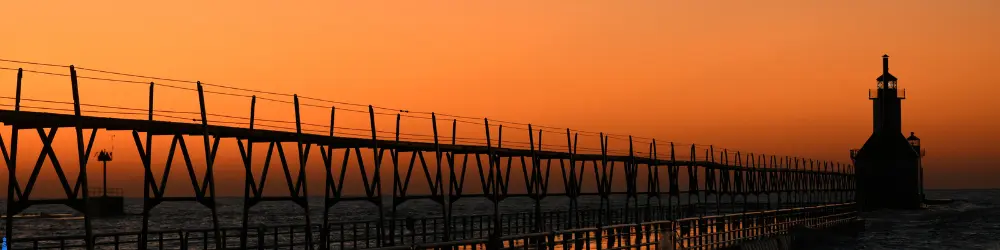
[393, 202, 857, 250]
[3, 202, 856, 249]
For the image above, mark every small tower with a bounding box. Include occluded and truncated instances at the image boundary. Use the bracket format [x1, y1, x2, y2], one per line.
[87, 148, 124, 217]
[96, 150, 113, 197]
[853, 54, 923, 211]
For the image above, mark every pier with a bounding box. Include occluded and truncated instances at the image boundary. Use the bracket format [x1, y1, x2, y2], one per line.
[0, 60, 859, 249]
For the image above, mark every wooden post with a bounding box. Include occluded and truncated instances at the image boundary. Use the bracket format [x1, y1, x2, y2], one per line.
[432, 113, 451, 243]
[292, 95, 314, 249]
[70, 65, 96, 250]
[240, 95, 256, 250]
[484, 118, 503, 248]
[3, 68, 23, 247]
[445, 118, 459, 244]
[688, 144, 697, 217]
[179, 230, 188, 250]
[258, 225, 266, 250]
[389, 113, 400, 246]
[138, 82, 154, 250]
[367, 105, 386, 247]
[565, 129, 578, 229]
[628, 136, 638, 224]
[669, 142, 676, 220]
[320, 106, 335, 250]
[649, 139, 658, 221]
[195, 82, 223, 250]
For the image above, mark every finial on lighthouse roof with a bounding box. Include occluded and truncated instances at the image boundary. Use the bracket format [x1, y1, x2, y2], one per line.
[877, 54, 897, 82]
[883, 54, 890, 72]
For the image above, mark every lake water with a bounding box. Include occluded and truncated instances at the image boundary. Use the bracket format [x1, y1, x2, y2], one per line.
[2, 189, 998, 249]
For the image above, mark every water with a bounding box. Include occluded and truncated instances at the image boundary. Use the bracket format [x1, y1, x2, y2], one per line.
[2, 190, 999, 249]
[0, 195, 706, 238]
[848, 189, 1000, 250]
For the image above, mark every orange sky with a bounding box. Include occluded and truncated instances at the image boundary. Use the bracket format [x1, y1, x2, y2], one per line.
[1, 1, 999, 198]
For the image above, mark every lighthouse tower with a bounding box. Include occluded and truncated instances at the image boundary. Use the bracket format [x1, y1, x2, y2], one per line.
[852, 55, 923, 211]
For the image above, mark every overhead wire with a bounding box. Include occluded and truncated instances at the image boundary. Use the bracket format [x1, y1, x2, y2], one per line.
[0, 79, 753, 160]
[1, 58, 839, 164]
[1, 59, 654, 138]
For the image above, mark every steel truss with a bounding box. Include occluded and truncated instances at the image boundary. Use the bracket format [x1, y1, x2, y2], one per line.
[1, 67, 855, 250]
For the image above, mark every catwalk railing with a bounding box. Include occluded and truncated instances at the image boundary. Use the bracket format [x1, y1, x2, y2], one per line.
[4, 203, 858, 249]
[0, 61, 855, 250]
[379, 202, 858, 250]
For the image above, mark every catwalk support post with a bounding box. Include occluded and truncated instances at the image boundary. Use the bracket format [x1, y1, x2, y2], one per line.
[366, 105, 387, 247]
[292, 95, 315, 249]
[136, 82, 154, 250]
[319, 106, 338, 250]
[69, 65, 97, 250]
[3, 68, 23, 246]
[195, 82, 223, 250]
[239, 95, 257, 249]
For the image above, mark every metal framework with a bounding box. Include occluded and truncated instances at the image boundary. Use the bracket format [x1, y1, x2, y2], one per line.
[0, 66, 856, 250]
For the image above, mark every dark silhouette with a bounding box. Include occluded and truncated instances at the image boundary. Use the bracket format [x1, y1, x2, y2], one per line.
[85, 148, 126, 218]
[852, 55, 924, 211]
[0, 58, 862, 250]
[96, 150, 112, 197]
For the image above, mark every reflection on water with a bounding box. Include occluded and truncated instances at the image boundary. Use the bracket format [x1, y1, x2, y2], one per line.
[441, 208, 854, 250]
[2, 193, 831, 238]
[4, 190, 997, 249]
[2, 194, 863, 249]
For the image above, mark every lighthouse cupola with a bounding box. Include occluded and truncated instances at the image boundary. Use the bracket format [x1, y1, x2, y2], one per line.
[871, 54, 905, 134]
[877, 54, 898, 89]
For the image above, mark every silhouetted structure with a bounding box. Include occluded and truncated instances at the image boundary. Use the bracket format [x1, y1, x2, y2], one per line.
[96, 150, 112, 197]
[0, 59, 859, 250]
[87, 149, 125, 217]
[852, 54, 923, 211]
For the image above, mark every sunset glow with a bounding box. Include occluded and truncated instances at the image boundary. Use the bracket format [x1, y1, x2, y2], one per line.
[2, 1, 998, 198]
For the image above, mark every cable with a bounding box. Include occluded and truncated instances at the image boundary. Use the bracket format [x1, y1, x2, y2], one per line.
[1, 58, 845, 165]
[0, 59, 66, 68]
[2, 59, 652, 139]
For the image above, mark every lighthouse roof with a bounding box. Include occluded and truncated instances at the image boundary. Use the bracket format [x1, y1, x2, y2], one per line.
[877, 73, 897, 82]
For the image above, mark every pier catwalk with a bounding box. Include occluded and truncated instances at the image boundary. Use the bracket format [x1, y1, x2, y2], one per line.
[0, 60, 855, 249]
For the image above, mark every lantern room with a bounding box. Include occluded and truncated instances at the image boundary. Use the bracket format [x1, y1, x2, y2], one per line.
[907, 132, 920, 149]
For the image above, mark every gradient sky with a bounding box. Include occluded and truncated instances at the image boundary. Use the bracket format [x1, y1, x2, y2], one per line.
[1, 1, 998, 198]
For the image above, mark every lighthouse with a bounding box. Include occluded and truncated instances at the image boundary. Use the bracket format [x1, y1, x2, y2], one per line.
[851, 55, 923, 211]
